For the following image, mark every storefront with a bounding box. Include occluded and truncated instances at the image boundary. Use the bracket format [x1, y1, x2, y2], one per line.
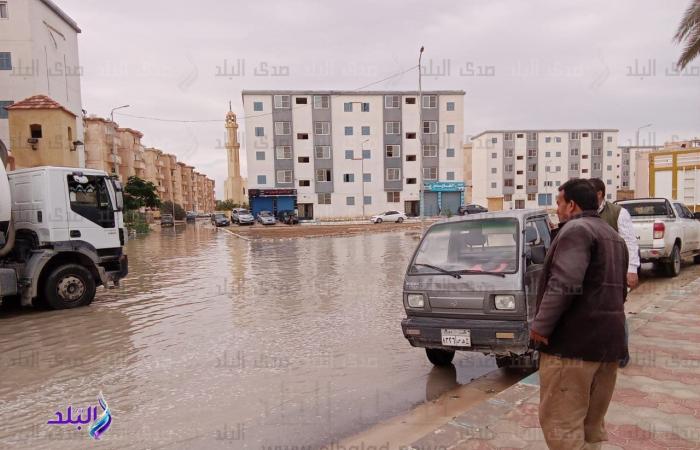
[422, 181, 465, 216]
[248, 189, 297, 217]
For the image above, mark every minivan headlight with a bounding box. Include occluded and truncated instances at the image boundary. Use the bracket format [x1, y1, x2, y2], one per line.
[407, 293, 425, 308]
[495, 295, 516, 310]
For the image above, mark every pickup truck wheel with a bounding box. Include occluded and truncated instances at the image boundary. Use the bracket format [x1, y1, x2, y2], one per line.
[44, 264, 96, 309]
[425, 348, 455, 366]
[665, 245, 681, 277]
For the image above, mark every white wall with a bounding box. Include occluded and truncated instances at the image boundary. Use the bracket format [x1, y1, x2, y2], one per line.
[243, 94, 274, 188]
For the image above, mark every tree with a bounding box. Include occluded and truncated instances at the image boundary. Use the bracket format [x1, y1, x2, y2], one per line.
[124, 176, 161, 210]
[160, 201, 186, 220]
[674, 0, 700, 70]
[216, 199, 248, 211]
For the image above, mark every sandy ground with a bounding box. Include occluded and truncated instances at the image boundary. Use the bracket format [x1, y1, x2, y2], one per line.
[216, 221, 426, 240]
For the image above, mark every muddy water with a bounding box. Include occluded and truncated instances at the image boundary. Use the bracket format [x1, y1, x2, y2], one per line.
[0, 222, 495, 449]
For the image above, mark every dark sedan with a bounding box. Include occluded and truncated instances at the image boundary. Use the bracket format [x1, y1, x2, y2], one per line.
[211, 213, 230, 227]
[276, 210, 299, 225]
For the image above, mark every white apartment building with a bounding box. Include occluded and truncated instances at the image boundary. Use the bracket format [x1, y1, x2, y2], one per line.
[242, 90, 465, 220]
[0, 0, 84, 164]
[471, 129, 621, 210]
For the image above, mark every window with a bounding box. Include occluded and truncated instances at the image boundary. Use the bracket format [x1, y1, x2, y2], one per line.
[592, 147, 602, 156]
[0, 52, 10, 70]
[545, 137, 551, 143]
[295, 97, 308, 104]
[314, 122, 330, 135]
[491, 168, 497, 174]
[405, 97, 416, 105]
[364, 196, 372, 205]
[517, 170, 523, 175]
[346, 196, 355, 206]
[276, 146, 292, 159]
[528, 163, 537, 172]
[318, 193, 331, 204]
[528, 193, 536, 201]
[299, 179, 311, 187]
[446, 101, 455, 111]
[607, 179, 613, 185]
[314, 145, 331, 159]
[581, 154, 589, 160]
[361, 126, 370, 136]
[343, 174, 355, 183]
[386, 145, 401, 158]
[422, 95, 437, 108]
[0, 100, 12, 119]
[491, 137, 498, 144]
[505, 164, 514, 172]
[422, 121, 437, 134]
[446, 125, 455, 134]
[66, 175, 115, 227]
[345, 150, 354, 159]
[363, 173, 371, 182]
[387, 192, 400, 202]
[582, 132, 589, 138]
[545, 166, 551, 172]
[406, 178, 417, 184]
[528, 179, 537, 187]
[386, 168, 401, 181]
[607, 165, 613, 171]
[556, 166, 561, 172]
[297, 133, 309, 140]
[607, 136, 613, 143]
[423, 167, 438, 180]
[593, 132, 603, 140]
[313, 95, 329, 109]
[362, 149, 371, 159]
[516, 185, 523, 190]
[516, 155, 524, 160]
[570, 132, 579, 140]
[504, 179, 514, 187]
[253, 101, 263, 111]
[384, 95, 400, 108]
[504, 133, 513, 141]
[527, 148, 537, 157]
[570, 148, 579, 156]
[516, 133, 524, 138]
[555, 137, 562, 143]
[446, 148, 455, 157]
[492, 153, 498, 159]
[446, 172, 455, 180]
[592, 162, 602, 171]
[277, 170, 293, 183]
[504, 149, 514, 158]
[504, 194, 512, 201]
[545, 151, 551, 158]
[255, 127, 264, 137]
[344, 102, 353, 112]
[556, 180, 561, 186]
[361, 102, 370, 112]
[255, 151, 265, 161]
[422, 145, 437, 157]
[273, 95, 290, 108]
[385, 121, 400, 134]
[257, 175, 267, 184]
[527, 132, 537, 141]
[556, 151, 561, 157]
[570, 163, 579, 171]
[30, 124, 42, 139]
[316, 169, 332, 182]
[406, 132, 416, 139]
[274, 122, 291, 135]
[406, 154, 416, 162]
[544, 181, 553, 187]
[344, 126, 353, 136]
[491, 182, 498, 189]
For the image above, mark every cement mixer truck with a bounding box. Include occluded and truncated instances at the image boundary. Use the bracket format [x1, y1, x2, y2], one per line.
[0, 155, 128, 309]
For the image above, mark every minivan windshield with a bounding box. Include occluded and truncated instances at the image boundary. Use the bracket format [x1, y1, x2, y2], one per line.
[410, 218, 519, 275]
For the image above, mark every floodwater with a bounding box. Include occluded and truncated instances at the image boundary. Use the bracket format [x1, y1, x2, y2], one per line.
[0, 222, 496, 449]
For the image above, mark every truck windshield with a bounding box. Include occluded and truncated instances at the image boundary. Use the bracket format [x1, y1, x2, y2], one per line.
[620, 201, 672, 217]
[410, 218, 519, 275]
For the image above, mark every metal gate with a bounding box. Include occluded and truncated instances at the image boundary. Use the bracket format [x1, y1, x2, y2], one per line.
[441, 192, 461, 216]
[423, 192, 439, 216]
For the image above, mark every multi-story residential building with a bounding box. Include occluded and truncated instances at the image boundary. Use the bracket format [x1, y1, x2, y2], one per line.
[463, 143, 473, 203]
[143, 147, 168, 198]
[242, 90, 465, 219]
[0, 0, 84, 164]
[84, 115, 121, 175]
[471, 129, 620, 211]
[116, 127, 145, 182]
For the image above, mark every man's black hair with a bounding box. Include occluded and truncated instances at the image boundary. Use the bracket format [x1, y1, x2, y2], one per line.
[588, 178, 606, 196]
[558, 178, 599, 211]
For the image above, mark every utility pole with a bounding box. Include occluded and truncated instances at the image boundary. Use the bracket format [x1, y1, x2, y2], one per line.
[418, 46, 425, 235]
[110, 104, 130, 122]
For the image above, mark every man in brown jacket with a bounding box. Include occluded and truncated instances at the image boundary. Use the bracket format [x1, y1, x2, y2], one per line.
[530, 178, 628, 449]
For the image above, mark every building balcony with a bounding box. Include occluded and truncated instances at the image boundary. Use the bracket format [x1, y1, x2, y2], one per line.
[134, 160, 146, 170]
[157, 186, 166, 193]
[157, 160, 165, 167]
[157, 172, 165, 180]
[110, 154, 122, 164]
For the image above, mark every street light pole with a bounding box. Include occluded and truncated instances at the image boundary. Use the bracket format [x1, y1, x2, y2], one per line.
[110, 104, 130, 122]
[636, 123, 652, 147]
[418, 46, 425, 235]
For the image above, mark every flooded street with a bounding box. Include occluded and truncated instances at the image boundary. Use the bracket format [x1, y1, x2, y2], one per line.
[0, 223, 496, 449]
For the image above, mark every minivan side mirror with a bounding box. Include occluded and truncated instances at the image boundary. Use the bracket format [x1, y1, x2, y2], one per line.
[528, 245, 547, 265]
[524, 227, 538, 244]
[694, 212, 700, 220]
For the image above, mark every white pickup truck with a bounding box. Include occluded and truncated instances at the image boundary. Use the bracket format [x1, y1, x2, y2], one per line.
[617, 198, 700, 277]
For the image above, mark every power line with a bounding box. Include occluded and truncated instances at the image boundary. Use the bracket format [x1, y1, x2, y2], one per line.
[113, 64, 420, 124]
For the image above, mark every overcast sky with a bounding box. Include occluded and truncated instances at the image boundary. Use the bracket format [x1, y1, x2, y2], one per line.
[60, 0, 699, 199]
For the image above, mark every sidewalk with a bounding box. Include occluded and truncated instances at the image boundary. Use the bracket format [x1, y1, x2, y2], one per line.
[408, 274, 700, 449]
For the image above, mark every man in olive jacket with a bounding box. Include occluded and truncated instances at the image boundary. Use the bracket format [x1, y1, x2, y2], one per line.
[530, 178, 628, 449]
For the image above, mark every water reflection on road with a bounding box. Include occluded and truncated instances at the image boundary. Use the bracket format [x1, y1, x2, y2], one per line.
[0, 222, 495, 449]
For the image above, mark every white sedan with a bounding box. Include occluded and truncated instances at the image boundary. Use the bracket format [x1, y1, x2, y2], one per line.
[370, 211, 407, 224]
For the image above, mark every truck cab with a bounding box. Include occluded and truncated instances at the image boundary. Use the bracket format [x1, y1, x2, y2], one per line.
[401, 210, 550, 369]
[0, 166, 128, 309]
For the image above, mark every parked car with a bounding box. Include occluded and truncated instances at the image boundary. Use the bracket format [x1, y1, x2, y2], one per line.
[458, 204, 488, 216]
[276, 210, 299, 225]
[160, 214, 174, 227]
[232, 208, 255, 226]
[617, 198, 700, 277]
[370, 211, 407, 224]
[401, 209, 551, 370]
[186, 212, 197, 222]
[210, 213, 230, 227]
[256, 210, 277, 225]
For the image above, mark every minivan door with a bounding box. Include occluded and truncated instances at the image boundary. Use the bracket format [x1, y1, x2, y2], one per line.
[523, 218, 551, 323]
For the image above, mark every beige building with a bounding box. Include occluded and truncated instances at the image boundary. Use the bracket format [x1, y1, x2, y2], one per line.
[116, 127, 145, 182]
[143, 148, 167, 198]
[84, 116, 121, 175]
[223, 109, 245, 204]
[463, 143, 473, 203]
[638, 139, 700, 210]
[5, 95, 79, 169]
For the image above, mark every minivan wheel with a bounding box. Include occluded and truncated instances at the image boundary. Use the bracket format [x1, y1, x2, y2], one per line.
[425, 348, 455, 366]
[44, 264, 96, 310]
[664, 245, 681, 277]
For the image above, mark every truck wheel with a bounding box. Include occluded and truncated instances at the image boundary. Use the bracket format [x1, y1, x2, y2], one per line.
[425, 348, 455, 366]
[664, 245, 681, 277]
[44, 264, 96, 309]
